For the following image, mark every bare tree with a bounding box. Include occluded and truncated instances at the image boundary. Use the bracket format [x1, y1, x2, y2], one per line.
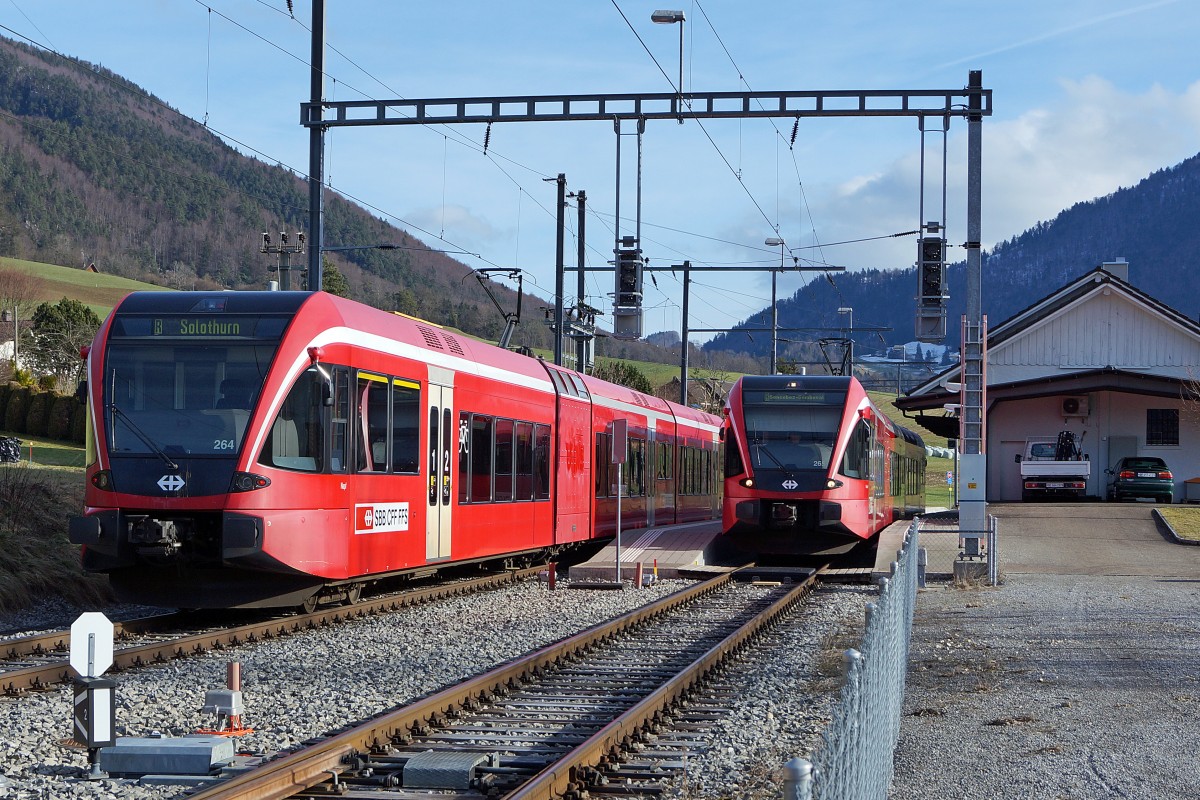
[1181, 367, 1200, 430]
[0, 267, 46, 370]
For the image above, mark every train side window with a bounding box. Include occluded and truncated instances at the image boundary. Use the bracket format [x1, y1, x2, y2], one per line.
[495, 418, 514, 502]
[330, 367, 349, 473]
[657, 441, 671, 480]
[516, 422, 534, 500]
[595, 433, 610, 498]
[567, 373, 590, 399]
[357, 373, 389, 472]
[724, 432, 744, 477]
[841, 420, 870, 479]
[626, 438, 645, 497]
[458, 412, 471, 503]
[548, 370, 569, 396]
[471, 415, 494, 502]
[261, 366, 323, 472]
[534, 424, 551, 500]
[391, 378, 420, 474]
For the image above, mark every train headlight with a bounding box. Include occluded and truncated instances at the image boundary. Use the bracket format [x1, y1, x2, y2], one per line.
[825, 478, 843, 490]
[91, 470, 113, 491]
[230, 472, 271, 493]
[739, 478, 755, 488]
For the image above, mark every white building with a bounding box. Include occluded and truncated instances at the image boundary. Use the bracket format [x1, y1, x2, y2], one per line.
[896, 259, 1200, 502]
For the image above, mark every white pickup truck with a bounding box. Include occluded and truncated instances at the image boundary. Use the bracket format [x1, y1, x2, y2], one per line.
[1015, 432, 1091, 501]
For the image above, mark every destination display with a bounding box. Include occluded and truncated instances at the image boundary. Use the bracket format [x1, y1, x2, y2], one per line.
[110, 315, 289, 340]
[744, 390, 845, 406]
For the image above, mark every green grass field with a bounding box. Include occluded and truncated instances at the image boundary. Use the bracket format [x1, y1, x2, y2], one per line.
[0, 430, 86, 467]
[2, 256, 169, 320]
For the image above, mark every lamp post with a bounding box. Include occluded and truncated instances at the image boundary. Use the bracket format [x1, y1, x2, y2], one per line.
[651, 10, 685, 122]
[765, 237, 785, 374]
[838, 306, 853, 377]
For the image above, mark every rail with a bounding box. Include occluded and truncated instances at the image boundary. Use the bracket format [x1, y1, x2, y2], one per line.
[0, 568, 542, 696]
[180, 567, 822, 800]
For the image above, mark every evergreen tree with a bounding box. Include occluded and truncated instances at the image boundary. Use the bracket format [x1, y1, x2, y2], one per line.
[27, 297, 101, 389]
[591, 360, 654, 394]
[322, 260, 351, 298]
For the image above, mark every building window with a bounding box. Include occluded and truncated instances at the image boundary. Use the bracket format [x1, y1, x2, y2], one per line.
[1147, 408, 1179, 446]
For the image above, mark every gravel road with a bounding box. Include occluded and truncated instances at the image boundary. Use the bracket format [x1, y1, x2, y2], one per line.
[890, 503, 1200, 800]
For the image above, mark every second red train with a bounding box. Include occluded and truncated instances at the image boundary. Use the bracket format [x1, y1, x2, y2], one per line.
[719, 375, 926, 557]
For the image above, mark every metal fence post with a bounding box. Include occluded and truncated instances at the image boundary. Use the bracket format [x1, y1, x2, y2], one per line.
[987, 514, 999, 585]
[782, 757, 814, 800]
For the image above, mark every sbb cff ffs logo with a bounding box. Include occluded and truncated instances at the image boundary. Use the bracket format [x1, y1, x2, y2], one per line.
[354, 503, 410, 534]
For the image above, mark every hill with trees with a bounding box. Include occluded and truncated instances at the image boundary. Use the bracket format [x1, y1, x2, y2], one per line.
[0, 34, 731, 374]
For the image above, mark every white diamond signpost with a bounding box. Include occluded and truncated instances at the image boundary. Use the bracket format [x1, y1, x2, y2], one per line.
[69, 612, 116, 778]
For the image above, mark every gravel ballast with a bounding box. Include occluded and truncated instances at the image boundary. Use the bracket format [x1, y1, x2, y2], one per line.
[0, 579, 871, 800]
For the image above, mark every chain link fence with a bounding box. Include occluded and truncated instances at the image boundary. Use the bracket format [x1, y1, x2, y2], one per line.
[916, 512, 999, 586]
[781, 518, 918, 800]
[782, 513, 1000, 799]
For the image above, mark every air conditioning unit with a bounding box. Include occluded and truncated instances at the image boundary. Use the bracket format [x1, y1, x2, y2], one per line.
[1061, 396, 1089, 417]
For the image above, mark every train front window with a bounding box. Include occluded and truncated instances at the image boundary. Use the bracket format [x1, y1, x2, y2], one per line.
[104, 342, 274, 457]
[741, 393, 844, 473]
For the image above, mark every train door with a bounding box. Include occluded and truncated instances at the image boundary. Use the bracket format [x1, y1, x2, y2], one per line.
[645, 430, 656, 528]
[869, 419, 882, 526]
[426, 367, 454, 560]
[554, 395, 592, 543]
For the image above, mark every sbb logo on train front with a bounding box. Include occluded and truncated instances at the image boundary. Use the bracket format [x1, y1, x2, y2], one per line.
[355, 503, 410, 534]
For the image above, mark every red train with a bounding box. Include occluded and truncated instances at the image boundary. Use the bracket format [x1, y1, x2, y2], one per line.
[68, 291, 721, 609]
[719, 375, 925, 557]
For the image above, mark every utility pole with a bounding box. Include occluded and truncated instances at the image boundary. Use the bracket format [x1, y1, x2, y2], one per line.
[575, 190, 589, 372]
[261, 232, 306, 290]
[553, 173, 567, 366]
[306, 0, 326, 291]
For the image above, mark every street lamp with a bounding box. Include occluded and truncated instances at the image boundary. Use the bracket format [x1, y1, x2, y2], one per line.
[765, 237, 785, 374]
[651, 10, 686, 122]
[838, 307, 853, 376]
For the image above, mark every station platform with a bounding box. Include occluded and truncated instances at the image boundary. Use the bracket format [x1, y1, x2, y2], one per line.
[566, 517, 921, 585]
[871, 519, 912, 579]
[566, 520, 726, 583]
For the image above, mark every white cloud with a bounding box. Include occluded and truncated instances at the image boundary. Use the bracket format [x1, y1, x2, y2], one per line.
[809, 77, 1200, 263]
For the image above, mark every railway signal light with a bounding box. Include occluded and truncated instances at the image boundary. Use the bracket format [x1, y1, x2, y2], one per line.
[612, 247, 644, 340]
[915, 236, 947, 342]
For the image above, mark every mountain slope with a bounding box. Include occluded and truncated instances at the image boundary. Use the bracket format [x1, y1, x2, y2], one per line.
[0, 36, 563, 351]
[707, 152, 1200, 356]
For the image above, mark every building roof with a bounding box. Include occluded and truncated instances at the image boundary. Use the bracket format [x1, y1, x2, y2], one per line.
[895, 262, 1200, 417]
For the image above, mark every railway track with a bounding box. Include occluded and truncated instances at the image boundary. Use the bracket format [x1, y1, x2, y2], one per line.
[179, 565, 825, 800]
[0, 567, 543, 697]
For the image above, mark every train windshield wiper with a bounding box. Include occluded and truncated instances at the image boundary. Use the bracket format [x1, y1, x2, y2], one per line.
[108, 403, 178, 471]
[753, 441, 793, 476]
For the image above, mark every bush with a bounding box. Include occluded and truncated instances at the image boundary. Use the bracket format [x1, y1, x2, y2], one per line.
[3, 385, 29, 433]
[47, 395, 75, 440]
[24, 390, 51, 437]
[70, 403, 86, 444]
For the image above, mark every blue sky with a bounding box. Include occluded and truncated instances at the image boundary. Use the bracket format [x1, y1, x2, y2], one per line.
[4, 1, 1199, 347]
